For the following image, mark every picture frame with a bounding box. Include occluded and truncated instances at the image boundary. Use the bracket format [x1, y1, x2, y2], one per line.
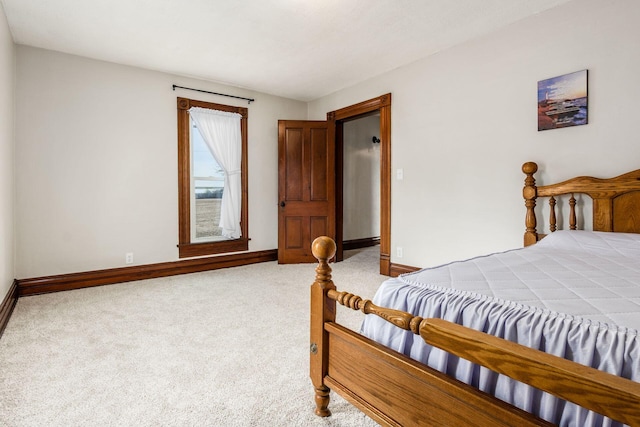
[538, 70, 588, 131]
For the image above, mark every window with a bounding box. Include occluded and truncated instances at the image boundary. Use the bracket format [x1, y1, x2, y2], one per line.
[177, 97, 248, 257]
[191, 124, 225, 240]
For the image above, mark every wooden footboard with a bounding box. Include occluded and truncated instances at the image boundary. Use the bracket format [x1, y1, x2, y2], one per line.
[310, 236, 640, 426]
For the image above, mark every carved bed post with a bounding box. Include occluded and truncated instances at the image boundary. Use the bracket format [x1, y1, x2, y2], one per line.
[309, 236, 337, 417]
[522, 162, 539, 246]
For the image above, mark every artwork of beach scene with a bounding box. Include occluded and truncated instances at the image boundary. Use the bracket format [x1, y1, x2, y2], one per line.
[538, 70, 588, 131]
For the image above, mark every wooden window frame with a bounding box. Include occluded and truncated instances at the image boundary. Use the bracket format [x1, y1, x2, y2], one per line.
[177, 97, 249, 257]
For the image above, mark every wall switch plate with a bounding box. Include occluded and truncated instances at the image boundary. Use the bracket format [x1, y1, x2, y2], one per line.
[397, 168, 404, 180]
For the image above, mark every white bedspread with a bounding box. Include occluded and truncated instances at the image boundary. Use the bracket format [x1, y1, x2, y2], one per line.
[360, 231, 640, 427]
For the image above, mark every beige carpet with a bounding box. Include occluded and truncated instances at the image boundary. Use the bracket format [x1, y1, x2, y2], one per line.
[0, 248, 387, 426]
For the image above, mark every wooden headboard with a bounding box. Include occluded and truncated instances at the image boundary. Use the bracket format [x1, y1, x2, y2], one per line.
[523, 161, 640, 246]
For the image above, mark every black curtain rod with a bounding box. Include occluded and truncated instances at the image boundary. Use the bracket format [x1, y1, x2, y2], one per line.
[172, 85, 254, 104]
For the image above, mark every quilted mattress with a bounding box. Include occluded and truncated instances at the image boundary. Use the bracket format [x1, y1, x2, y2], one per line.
[360, 230, 640, 427]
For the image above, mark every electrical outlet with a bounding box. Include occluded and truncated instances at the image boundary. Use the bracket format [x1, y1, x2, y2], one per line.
[125, 253, 134, 264]
[396, 247, 403, 258]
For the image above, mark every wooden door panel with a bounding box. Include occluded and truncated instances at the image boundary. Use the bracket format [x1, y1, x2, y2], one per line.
[285, 217, 304, 249]
[285, 128, 304, 201]
[310, 127, 328, 201]
[278, 120, 334, 263]
[310, 217, 328, 243]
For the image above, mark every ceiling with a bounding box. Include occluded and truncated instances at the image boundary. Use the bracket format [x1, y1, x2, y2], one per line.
[0, 0, 572, 102]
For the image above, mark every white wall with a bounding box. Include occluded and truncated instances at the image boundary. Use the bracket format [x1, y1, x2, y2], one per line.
[343, 114, 380, 241]
[308, 0, 640, 268]
[0, 3, 15, 296]
[15, 47, 306, 278]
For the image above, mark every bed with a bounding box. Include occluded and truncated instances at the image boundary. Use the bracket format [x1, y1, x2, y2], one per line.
[309, 162, 640, 426]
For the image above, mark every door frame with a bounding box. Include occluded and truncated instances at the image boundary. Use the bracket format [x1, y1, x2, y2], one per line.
[328, 93, 391, 275]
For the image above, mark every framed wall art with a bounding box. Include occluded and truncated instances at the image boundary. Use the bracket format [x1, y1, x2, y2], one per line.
[538, 70, 588, 131]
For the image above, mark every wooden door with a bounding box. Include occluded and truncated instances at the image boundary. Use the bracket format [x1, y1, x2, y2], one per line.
[278, 120, 335, 263]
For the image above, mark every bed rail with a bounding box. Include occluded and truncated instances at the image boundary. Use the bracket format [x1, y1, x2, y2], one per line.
[523, 162, 640, 246]
[310, 235, 640, 426]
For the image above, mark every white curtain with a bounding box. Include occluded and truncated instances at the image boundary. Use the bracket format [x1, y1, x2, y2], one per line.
[188, 107, 242, 239]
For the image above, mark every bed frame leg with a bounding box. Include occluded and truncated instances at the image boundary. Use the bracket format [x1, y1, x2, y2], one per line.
[314, 386, 331, 416]
[310, 236, 337, 417]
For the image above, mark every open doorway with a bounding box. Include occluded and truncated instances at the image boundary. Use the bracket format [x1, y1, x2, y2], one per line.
[329, 94, 391, 275]
[340, 113, 381, 254]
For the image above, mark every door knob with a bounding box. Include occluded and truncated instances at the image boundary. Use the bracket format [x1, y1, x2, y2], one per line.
[280, 201, 286, 207]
